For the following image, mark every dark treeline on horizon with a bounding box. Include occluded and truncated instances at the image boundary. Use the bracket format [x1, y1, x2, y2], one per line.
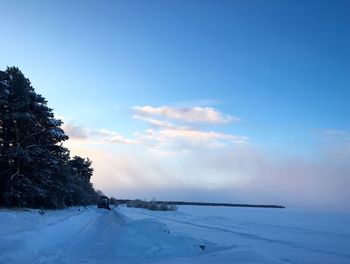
[0, 67, 97, 208]
[117, 199, 285, 209]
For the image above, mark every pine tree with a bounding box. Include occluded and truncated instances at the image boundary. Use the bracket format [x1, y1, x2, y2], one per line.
[0, 67, 98, 208]
[0, 71, 11, 205]
[0, 67, 67, 206]
[68, 156, 97, 206]
[0, 67, 36, 206]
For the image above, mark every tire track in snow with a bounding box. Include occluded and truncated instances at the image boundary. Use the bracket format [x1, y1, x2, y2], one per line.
[33, 208, 126, 264]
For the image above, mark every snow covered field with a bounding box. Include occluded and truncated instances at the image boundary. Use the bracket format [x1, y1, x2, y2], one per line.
[0, 205, 349, 264]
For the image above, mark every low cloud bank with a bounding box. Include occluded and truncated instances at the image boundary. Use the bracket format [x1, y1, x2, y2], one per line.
[67, 142, 350, 209]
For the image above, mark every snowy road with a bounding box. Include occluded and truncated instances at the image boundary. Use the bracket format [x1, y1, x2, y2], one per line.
[1, 208, 126, 264]
[33, 208, 126, 264]
[1, 206, 350, 264]
[0, 207, 203, 264]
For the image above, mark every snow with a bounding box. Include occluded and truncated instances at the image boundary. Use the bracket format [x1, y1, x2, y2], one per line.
[120, 206, 350, 263]
[0, 206, 349, 264]
[49, 128, 66, 138]
[48, 118, 62, 127]
[0, 80, 10, 88]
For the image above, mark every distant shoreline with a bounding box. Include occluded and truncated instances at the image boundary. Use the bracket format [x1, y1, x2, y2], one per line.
[117, 199, 285, 209]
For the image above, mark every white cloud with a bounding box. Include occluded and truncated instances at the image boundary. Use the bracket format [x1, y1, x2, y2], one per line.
[99, 129, 138, 144]
[131, 105, 247, 151]
[62, 122, 90, 139]
[133, 105, 239, 124]
[65, 106, 247, 152]
[137, 126, 248, 150]
[63, 122, 137, 145]
[132, 114, 175, 128]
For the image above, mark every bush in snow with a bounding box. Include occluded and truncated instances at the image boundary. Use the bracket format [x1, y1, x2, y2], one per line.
[126, 199, 177, 211]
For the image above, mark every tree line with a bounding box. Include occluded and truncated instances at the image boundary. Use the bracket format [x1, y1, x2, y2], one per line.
[0, 67, 98, 208]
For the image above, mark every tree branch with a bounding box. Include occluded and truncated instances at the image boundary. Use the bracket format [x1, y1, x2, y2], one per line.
[10, 169, 19, 181]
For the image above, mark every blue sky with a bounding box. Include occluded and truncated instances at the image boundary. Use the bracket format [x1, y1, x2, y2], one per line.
[1, 0, 349, 207]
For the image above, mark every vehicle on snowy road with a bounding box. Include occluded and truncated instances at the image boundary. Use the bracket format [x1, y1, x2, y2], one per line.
[97, 196, 110, 210]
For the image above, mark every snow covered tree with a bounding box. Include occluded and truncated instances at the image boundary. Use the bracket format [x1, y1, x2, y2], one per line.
[0, 67, 68, 207]
[0, 67, 97, 208]
[0, 72, 11, 205]
[66, 156, 97, 206]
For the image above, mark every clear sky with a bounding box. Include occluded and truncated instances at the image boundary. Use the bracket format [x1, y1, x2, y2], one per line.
[1, 0, 349, 208]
